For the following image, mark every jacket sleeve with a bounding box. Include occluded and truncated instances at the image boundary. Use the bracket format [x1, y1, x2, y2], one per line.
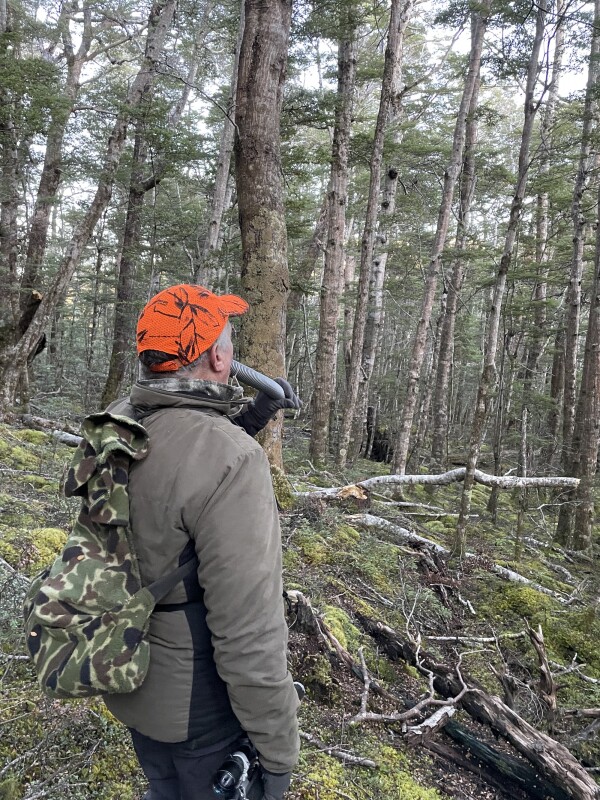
[188, 440, 299, 773]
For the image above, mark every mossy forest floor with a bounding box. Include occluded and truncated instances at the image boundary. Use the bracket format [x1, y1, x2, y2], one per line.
[1, 420, 599, 799]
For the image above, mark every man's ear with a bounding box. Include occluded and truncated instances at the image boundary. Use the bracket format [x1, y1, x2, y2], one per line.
[207, 342, 223, 372]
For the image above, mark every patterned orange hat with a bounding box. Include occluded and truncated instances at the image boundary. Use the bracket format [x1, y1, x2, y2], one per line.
[136, 284, 248, 372]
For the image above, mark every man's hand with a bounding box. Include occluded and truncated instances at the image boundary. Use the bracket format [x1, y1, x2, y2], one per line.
[234, 379, 301, 437]
[262, 769, 291, 800]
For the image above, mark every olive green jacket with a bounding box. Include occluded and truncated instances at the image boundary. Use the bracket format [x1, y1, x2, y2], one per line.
[104, 379, 299, 773]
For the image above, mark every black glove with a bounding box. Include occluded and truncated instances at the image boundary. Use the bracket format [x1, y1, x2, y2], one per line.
[233, 378, 301, 437]
[262, 769, 292, 800]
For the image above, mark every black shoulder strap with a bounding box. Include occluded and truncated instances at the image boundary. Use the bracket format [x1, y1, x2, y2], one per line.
[146, 557, 198, 603]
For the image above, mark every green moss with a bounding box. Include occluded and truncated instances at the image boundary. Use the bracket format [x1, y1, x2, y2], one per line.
[322, 606, 362, 652]
[15, 429, 49, 445]
[370, 744, 442, 799]
[299, 752, 346, 800]
[295, 527, 330, 566]
[0, 438, 38, 470]
[545, 609, 600, 674]
[270, 464, 296, 511]
[330, 523, 361, 546]
[0, 777, 20, 800]
[486, 583, 555, 622]
[0, 527, 66, 574]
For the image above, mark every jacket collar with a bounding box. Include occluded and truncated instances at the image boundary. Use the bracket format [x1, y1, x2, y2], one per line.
[129, 378, 249, 418]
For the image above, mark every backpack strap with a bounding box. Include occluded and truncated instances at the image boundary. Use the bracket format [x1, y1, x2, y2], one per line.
[146, 557, 199, 603]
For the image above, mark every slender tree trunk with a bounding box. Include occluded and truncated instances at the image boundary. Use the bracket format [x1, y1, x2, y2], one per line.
[195, 0, 242, 284]
[100, 128, 148, 407]
[540, 323, 564, 467]
[354, 5, 413, 458]
[453, 0, 548, 557]
[235, 0, 292, 468]
[392, 4, 489, 475]
[520, 5, 564, 478]
[0, 0, 178, 411]
[555, 0, 600, 544]
[20, 3, 93, 312]
[337, 0, 416, 467]
[309, 25, 357, 463]
[570, 179, 600, 551]
[430, 68, 481, 467]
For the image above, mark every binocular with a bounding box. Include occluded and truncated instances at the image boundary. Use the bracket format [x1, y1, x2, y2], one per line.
[212, 737, 263, 800]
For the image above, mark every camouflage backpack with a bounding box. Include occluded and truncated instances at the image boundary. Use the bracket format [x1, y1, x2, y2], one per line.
[23, 411, 197, 699]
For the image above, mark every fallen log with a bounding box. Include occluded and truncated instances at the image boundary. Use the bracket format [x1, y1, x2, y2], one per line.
[358, 614, 600, 800]
[440, 720, 571, 800]
[295, 467, 580, 499]
[349, 514, 571, 604]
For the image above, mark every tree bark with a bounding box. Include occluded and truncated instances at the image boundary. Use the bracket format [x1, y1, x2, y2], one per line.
[555, 0, 600, 545]
[309, 23, 357, 463]
[337, 0, 416, 467]
[19, 3, 93, 314]
[195, 0, 243, 285]
[569, 178, 600, 551]
[392, 4, 489, 475]
[235, 0, 292, 468]
[430, 65, 480, 467]
[453, 0, 548, 557]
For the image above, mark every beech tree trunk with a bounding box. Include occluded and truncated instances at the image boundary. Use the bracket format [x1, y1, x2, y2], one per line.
[555, 0, 600, 545]
[19, 3, 93, 314]
[354, 6, 413, 460]
[0, 0, 178, 411]
[569, 178, 600, 551]
[453, 0, 549, 557]
[392, 4, 489, 475]
[309, 23, 357, 463]
[430, 67, 480, 467]
[195, 0, 242, 285]
[235, 0, 292, 468]
[337, 0, 416, 468]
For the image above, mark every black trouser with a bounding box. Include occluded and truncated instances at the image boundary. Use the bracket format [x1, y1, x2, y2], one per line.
[130, 729, 238, 800]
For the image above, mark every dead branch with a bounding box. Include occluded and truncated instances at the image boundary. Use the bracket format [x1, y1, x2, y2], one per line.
[350, 514, 571, 604]
[358, 615, 600, 800]
[299, 731, 377, 768]
[295, 468, 580, 499]
[526, 621, 558, 715]
[404, 705, 457, 743]
[564, 708, 600, 718]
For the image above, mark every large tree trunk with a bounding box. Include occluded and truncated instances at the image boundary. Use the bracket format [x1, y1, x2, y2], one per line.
[309, 23, 357, 463]
[555, 0, 600, 545]
[337, 0, 416, 468]
[392, 4, 489, 475]
[0, 0, 178, 411]
[453, 0, 549, 557]
[235, 0, 292, 468]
